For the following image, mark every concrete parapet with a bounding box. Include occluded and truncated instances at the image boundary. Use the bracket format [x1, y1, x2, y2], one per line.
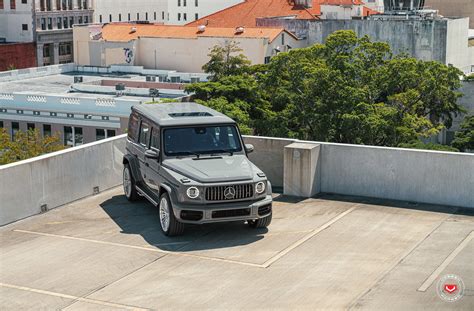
[283, 143, 321, 197]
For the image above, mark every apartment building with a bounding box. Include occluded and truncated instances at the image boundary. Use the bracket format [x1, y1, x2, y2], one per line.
[93, 0, 243, 25]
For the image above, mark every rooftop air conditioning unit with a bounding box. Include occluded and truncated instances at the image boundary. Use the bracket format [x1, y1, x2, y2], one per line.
[197, 25, 206, 32]
[146, 75, 156, 82]
[235, 26, 245, 34]
[115, 83, 126, 91]
[74, 76, 83, 83]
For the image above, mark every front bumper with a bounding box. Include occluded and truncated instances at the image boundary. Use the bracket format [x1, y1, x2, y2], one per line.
[171, 195, 272, 224]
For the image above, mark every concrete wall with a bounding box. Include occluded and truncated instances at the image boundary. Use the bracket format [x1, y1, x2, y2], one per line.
[0, 135, 126, 226]
[244, 136, 474, 208]
[425, 0, 474, 28]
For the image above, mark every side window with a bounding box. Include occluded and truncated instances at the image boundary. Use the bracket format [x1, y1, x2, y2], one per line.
[151, 127, 160, 151]
[128, 112, 139, 141]
[139, 121, 150, 147]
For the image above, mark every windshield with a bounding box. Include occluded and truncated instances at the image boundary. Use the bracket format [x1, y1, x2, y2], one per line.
[163, 125, 243, 156]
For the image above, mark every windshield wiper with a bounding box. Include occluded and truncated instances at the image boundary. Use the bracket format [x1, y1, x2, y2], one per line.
[175, 151, 201, 159]
[209, 149, 234, 156]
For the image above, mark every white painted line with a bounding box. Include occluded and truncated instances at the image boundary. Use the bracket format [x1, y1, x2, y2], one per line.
[418, 231, 474, 292]
[0, 282, 148, 311]
[12, 229, 264, 268]
[261, 205, 360, 268]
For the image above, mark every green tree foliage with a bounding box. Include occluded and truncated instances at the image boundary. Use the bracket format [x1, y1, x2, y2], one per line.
[451, 115, 474, 152]
[190, 30, 464, 147]
[0, 128, 64, 165]
[202, 40, 251, 81]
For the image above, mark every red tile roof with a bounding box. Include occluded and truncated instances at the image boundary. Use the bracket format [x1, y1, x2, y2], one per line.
[101, 23, 293, 43]
[317, 0, 364, 5]
[362, 6, 380, 16]
[186, 0, 322, 28]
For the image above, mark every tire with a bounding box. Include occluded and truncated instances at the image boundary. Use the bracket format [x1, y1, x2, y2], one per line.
[159, 192, 185, 236]
[248, 213, 272, 229]
[123, 164, 139, 201]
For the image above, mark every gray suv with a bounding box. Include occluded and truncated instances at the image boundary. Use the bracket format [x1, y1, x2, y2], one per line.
[123, 103, 272, 236]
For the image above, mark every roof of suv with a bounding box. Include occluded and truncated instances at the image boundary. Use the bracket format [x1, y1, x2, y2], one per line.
[132, 102, 236, 127]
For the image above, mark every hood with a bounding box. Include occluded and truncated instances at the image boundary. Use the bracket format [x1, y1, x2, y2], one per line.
[163, 155, 255, 183]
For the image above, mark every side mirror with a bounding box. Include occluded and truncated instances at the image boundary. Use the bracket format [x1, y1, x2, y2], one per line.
[145, 149, 160, 160]
[245, 144, 254, 154]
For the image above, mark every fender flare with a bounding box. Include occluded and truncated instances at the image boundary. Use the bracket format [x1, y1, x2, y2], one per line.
[122, 155, 142, 183]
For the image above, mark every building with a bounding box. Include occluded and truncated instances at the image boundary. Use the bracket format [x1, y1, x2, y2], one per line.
[92, 0, 244, 25]
[257, 15, 474, 74]
[425, 0, 474, 28]
[73, 23, 301, 72]
[0, 63, 207, 146]
[0, 0, 94, 67]
[0, 42, 37, 71]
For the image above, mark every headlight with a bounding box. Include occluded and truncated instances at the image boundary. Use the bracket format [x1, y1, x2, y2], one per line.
[186, 186, 200, 199]
[255, 181, 266, 194]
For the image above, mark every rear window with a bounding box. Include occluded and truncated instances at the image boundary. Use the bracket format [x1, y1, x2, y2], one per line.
[128, 112, 139, 141]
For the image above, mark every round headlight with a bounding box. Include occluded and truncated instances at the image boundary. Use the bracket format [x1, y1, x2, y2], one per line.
[255, 181, 266, 194]
[186, 186, 200, 199]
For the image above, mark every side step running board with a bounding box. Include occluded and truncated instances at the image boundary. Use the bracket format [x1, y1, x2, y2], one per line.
[136, 186, 159, 206]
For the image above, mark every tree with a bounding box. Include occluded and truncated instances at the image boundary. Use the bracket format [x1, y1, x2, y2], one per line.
[202, 41, 251, 81]
[0, 128, 64, 165]
[451, 115, 474, 152]
[398, 141, 459, 152]
[259, 30, 464, 146]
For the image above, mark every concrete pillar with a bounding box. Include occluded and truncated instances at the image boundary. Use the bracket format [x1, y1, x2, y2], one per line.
[283, 142, 321, 198]
[52, 0, 57, 10]
[53, 42, 60, 64]
[36, 44, 44, 67]
[73, 0, 79, 9]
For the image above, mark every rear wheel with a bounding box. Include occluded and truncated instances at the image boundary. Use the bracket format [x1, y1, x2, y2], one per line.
[248, 213, 272, 229]
[159, 192, 185, 236]
[123, 164, 139, 201]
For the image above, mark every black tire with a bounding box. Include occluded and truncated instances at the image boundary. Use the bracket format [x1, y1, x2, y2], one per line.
[158, 192, 185, 236]
[248, 213, 272, 229]
[123, 164, 139, 201]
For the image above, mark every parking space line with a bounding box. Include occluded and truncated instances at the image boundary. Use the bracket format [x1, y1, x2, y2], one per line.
[0, 282, 149, 311]
[418, 231, 473, 292]
[12, 229, 264, 268]
[261, 205, 360, 268]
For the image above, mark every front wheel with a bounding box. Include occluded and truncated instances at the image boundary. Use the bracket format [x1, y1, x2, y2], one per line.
[123, 164, 139, 201]
[159, 192, 185, 236]
[248, 213, 272, 229]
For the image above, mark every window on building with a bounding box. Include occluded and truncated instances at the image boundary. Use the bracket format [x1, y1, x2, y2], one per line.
[128, 13, 130, 21]
[264, 56, 271, 64]
[99, 14, 102, 23]
[145, 12, 148, 20]
[139, 121, 150, 146]
[64, 126, 83, 146]
[107, 129, 115, 138]
[162, 11, 164, 20]
[22, 24, 28, 31]
[22, 0, 27, 4]
[118, 13, 121, 21]
[69, 16, 74, 27]
[177, 13, 181, 21]
[183, 13, 187, 21]
[78, 15, 83, 24]
[11, 122, 19, 140]
[178, 0, 180, 6]
[27, 123, 35, 131]
[10, 0, 15, 10]
[57, 17, 62, 29]
[0, 121, 3, 128]
[43, 124, 51, 137]
[282, 33, 285, 45]
[43, 44, 50, 57]
[183, 0, 186, 6]
[41, 18, 46, 30]
[195, 0, 198, 6]
[97, 129, 115, 140]
[59, 42, 72, 56]
[136, 12, 139, 20]
[84, 15, 88, 23]
[195, 13, 198, 20]
[109, 14, 112, 22]
[154, 12, 156, 20]
[63, 16, 68, 28]
[47, 17, 53, 29]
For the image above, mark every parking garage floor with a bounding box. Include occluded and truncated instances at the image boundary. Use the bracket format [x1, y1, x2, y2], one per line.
[0, 187, 472, 310]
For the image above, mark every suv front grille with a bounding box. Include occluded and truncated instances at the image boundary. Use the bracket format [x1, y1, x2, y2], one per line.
[205, 184, 254, 201]
[212, 208, 251, 219]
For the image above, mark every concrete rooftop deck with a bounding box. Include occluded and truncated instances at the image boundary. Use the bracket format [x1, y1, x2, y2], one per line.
[0, 187, 472, 310]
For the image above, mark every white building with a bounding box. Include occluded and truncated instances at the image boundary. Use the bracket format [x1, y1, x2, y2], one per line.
[92, 0, 243, 25]
[0, 0, 35, 43]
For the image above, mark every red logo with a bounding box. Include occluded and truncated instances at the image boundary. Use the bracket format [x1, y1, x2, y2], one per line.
[444, 284, 458, 294]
